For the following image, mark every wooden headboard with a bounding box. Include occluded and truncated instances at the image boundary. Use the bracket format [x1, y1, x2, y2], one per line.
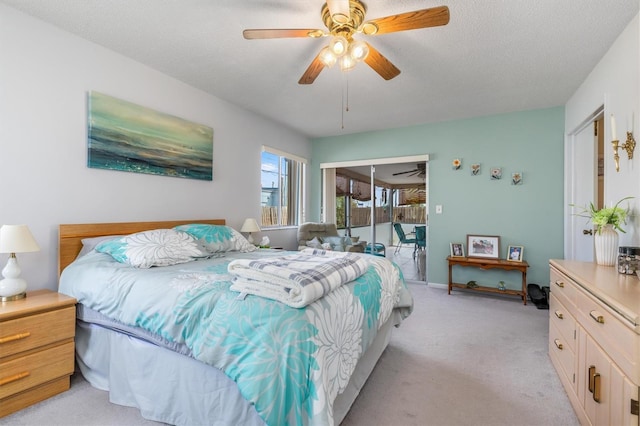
[58, 219, 226, 277]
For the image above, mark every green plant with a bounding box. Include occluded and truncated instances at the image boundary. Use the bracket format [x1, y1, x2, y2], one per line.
[572, 196, 633, 234]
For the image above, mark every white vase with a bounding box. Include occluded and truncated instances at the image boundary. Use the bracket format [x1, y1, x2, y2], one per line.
[594, 224, 618, 266]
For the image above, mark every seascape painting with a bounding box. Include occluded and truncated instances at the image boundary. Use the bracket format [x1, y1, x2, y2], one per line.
[88, 91, 213, 180]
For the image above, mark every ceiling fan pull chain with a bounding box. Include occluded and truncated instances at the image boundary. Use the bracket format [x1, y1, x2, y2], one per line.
[341, 77, 345, 129]
[346, 74, 350, 112]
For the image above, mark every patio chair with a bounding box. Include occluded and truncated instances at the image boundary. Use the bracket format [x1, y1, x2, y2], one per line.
[415, 226, 427, 257]
[393, 223, 417, 254]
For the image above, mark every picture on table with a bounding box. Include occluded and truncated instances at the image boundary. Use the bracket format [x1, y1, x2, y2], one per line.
[467, 234, 500, 259]
[507, 245, 524, 262]
[450, 242, 465, 257]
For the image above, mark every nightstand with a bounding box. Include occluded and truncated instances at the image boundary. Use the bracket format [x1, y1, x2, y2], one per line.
[0, 289, 76, 417]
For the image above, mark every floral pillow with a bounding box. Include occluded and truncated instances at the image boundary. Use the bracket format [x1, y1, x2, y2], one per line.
[174, 224, 256, 253]
[95, 229, 207, 268]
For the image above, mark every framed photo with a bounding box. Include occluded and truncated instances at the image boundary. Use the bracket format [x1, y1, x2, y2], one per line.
[450, 242, 465, 257]
[467, 234, 500, 259]
[507, 245, 524, 262]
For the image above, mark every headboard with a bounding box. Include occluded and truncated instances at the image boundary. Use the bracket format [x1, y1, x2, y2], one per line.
[58, 219, 226, 277]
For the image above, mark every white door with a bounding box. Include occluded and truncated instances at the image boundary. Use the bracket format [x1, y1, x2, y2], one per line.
[568, 114, 601, 262]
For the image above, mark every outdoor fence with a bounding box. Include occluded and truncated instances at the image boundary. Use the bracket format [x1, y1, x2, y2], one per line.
[261, 205, 426, 227]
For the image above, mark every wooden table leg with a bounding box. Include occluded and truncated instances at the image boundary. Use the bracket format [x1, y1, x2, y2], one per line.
[522, 270, 527, 305]
[448, 262, 452, 295]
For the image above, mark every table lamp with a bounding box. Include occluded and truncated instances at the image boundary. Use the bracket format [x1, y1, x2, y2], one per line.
[240, 218, 260, 245]
[0, 224, 40, 301]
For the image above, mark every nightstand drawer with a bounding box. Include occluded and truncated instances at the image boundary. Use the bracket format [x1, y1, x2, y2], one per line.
[0, 340, 74, 399]
[0, 306, 75, 359]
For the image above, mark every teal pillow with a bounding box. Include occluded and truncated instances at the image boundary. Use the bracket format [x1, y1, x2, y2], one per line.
[323, 236, 346, 251]
[174, 224, 256, 253]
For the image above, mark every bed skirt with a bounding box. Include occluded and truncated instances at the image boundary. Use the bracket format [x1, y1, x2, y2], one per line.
[74, 309, 401, 426]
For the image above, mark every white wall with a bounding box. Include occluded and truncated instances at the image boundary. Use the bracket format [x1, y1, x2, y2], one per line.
[565, 13, 640, 247]
[0, 4, 311, 291]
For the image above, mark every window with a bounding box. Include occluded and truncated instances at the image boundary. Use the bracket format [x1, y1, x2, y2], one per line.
[261, 146, 306, 228]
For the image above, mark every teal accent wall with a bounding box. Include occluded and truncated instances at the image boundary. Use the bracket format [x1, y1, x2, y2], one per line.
[311, 107, 565, 290]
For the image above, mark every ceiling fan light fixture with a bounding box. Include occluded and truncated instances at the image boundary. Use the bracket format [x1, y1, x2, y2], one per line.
[349, 39, 369, 61]
[328, 35, 348, 56]
[319, 46, 337, 67]
[339, 54, 356, 71]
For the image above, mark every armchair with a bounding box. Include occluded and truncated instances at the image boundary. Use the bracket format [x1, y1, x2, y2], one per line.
[297, 222, 365, 253]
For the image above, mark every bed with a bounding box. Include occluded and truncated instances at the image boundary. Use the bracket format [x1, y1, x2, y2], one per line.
[57, 219, 413, 426]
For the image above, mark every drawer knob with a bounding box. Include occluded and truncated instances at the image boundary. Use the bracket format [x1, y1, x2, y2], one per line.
[554, 280, 564, 288]
[589, 311, 604, 324]
[553, 339, 563, 350]
[554, 311, 564, 320]
[0, 371, 30, 386]
[0, 332, 31, 344]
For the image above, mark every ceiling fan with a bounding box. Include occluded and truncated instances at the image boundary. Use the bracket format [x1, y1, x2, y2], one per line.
[393, 163, 426, 178]
[243, 0, 450, 84]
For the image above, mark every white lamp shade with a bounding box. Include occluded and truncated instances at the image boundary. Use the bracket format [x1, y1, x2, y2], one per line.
[0, 225, 40, 253]
[240, 218, 261, 233]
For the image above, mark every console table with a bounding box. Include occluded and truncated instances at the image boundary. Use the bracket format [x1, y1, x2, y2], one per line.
[447, 256, 529, 304]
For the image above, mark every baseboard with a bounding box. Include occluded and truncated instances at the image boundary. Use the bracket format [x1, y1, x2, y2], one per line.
[427, 282, 448, 289]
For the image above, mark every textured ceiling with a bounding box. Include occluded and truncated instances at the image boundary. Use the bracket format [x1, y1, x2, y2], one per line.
[2, 0, 638, 138]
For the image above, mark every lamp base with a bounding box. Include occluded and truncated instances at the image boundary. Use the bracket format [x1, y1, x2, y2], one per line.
[1, 291, 26, 302]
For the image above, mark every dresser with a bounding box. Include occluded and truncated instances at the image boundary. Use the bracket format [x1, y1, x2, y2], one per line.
[549, 259, 640, 425]
[0, 289, 77, 417]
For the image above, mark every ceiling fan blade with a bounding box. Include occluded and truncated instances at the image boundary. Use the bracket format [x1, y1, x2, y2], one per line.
[367, 6, 450, 35]
[243, 29, 324, 40]
[326, 0, 351, 24]
[298, 54, 325, 85]
[364, 43, 401, 80]
[392, 169, 419, 176]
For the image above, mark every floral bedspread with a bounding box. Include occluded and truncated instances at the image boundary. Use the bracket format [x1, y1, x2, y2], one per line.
[59, 249, 413, 426]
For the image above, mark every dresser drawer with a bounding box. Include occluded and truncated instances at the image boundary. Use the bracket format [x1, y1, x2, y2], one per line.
[549, 321, 576, 391]
[549, 293, 576, 353]
[0, 340, 74, 399]
[575, 286, 640, 383]
[0, 306, 75, 359]
[549, 268, 577, 309]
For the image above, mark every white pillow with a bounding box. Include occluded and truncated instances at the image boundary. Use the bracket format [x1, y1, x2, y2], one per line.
[305, 236, 324, 249]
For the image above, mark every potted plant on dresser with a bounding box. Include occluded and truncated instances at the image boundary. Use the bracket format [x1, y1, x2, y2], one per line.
[573, 196, 633, 266]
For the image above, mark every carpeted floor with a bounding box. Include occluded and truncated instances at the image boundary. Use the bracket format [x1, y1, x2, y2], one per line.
[3, 284, 579, 426]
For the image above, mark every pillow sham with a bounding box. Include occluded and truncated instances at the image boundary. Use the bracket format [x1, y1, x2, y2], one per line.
[95, 229, 207, 268]
[174, 224, 257, 253]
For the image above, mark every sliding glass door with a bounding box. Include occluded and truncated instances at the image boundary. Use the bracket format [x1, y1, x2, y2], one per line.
[320, 155, 429, 283]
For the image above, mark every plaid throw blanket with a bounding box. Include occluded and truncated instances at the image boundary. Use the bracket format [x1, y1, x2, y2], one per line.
[228, 248, 369, 308]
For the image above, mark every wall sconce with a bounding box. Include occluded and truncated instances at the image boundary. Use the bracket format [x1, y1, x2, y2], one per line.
[611, 115, 636, 172]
